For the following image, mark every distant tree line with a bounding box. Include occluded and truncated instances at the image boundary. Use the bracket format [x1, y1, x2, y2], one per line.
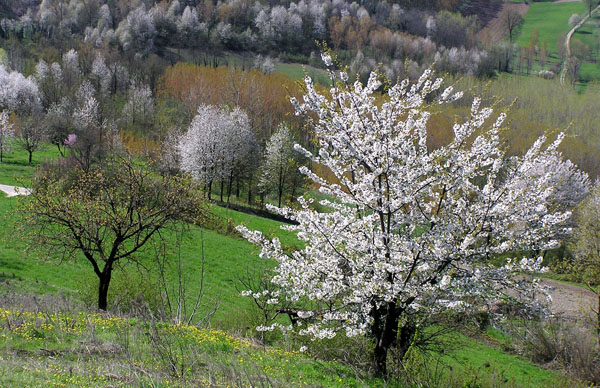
[0, 0, 503, 79]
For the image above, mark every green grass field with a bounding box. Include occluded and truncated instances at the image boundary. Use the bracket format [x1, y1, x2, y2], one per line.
[441, 331, 563, 387]
[0, 144, 59, 186]
[0, 194, 281, 329]
[516, 2, 587, 53]
[0, 308, 373, 388]
[0, 148, 585, 387]
[513, 1, 600, 83]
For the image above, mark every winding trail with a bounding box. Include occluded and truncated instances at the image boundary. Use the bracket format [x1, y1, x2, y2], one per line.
[0, 184, 31, 197]
[560, 3, 600, 84]
[542, 279, 597, 321]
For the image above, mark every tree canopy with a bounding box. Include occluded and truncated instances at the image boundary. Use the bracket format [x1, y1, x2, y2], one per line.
[239, 57, 586, 375]
[20, 156, 204, 310]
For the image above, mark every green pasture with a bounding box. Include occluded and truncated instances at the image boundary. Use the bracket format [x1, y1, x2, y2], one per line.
[512, 1, 600, 82]
[0, 144, 58, 186]
[0, 143, 585, 387]
[516, 2, 587, 53]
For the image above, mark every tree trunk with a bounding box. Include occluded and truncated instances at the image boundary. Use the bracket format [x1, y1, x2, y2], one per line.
[278, 188, 283, 208]
[97, 269, 112, 311]
[220, 179, 224, 202]
[398, 321, 416, 360]
[373, 342, 388, 377]
[248, 174, 253, 205]
[278, 164, 284, 208]
[290, 183, 297, 203]
[28, 150, 33, 165]
[227, 171, 234, 206]
[371, 301, 401, 377]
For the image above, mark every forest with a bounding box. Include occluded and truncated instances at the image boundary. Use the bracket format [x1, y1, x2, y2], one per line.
[0, 0, 599, 387]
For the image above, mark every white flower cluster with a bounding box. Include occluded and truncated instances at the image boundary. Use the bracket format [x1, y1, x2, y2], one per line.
[178, 105, 255, 185]
[238, 65, 587, 341]
[0, 65, 41, 114]
[0, 110, 14, 157]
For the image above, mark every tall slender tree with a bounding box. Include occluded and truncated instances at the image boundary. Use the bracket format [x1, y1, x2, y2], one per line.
[0, 110, 14, 162]
[21, 156, 204, 310]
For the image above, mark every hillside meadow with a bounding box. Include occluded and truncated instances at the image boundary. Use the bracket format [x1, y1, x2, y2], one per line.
[0, 146, 581, 388]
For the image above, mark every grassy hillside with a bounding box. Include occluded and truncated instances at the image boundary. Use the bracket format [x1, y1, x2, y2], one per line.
[0, 306, 370, 388]
[165, 48, 332, 86]
[511, 1, 600, 83]
[0, 194, 279, 329]
[0, 144, 58, 186]
[515, 2, 586, 53]
[0, 147, 585, 387]
[0, 147, 280, 328]
[0, 301, 575, 388]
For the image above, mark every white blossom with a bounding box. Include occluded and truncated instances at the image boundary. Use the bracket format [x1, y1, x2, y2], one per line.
[177, 6, 203, 40]
[0, 110, 14, 161]
[259, 123, 298, 207]
[116, 6, 156, 51]
[238, 65, 582, 370]
[178, 105, 255, 187]
[72, 80, 99, 132]
[62, 49, 81, 79]
[0, 65, 41, 114]
[35, 60, 50, 80]
[97, 4, 111, 31]
[91, 54, 111, 94]
[122, 81, 154, 126]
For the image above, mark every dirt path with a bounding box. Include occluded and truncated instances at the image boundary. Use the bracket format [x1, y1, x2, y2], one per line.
[542, 279, 597, 321]
[560, 3, 600, 84]
[0, 184, 31, 197]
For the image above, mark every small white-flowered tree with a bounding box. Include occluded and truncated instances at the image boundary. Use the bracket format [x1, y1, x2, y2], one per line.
[122, 81, 154, 128]
[259, 123, 301, 208]
[238, 54, 586, 375]
[178, 105, 254, 200]
[0, 110, 14, 162]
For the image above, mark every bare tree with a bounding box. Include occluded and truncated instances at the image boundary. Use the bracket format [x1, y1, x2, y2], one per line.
[500, 7, 524, 44]
[16, 117, 45, 165]
[585, 0, 599, 17]
[20, 156, 204, 311]
[566, 56, 582, 84]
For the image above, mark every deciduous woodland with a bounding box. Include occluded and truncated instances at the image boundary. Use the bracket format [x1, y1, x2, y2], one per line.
[0, 1, 599, 387]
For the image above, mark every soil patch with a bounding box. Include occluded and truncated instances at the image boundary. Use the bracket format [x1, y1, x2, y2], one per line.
[542, 279, 596, 321]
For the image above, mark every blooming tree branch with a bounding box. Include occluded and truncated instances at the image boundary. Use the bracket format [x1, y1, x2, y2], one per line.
[238, 55, 587, 375]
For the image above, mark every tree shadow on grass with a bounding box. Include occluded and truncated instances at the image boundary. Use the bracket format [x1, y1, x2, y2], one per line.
[0, 256, 25, 272]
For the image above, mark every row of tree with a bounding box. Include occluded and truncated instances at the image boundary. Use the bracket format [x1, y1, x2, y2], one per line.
[0, 0, 499, 79]
[176, 106, 305, 207]
[0, 48, 311, 209]
[0, 47, 157, 168]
